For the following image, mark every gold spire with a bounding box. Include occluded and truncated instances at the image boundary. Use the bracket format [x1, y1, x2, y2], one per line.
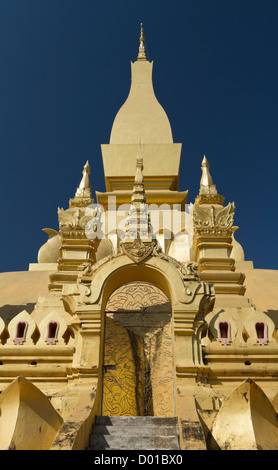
[69, 161, 94, 207]
[195, 155, 225, 206]
[200, 155, 214, 187]
[137, 23, 147, 61]
[124, 151, 151, 241]
[75, 160, 92, 198]
[131, 150, 146, 205]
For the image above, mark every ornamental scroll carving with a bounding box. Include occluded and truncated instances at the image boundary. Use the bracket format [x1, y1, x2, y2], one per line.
[121, 238, 156, 264]
[76, 247, 202, 306]
[193, 202, 235, 234]
[58, 207, 98, 235]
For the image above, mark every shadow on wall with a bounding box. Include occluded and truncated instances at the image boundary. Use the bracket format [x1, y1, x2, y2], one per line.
[266, 310, 278, 329]
[0, 304, 36, 324]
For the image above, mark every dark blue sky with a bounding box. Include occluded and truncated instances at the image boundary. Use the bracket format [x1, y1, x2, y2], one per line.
[0, 0, 277, 272]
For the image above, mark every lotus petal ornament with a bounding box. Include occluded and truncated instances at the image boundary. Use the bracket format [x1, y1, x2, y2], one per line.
[0, 377, 63, 450]
[209, 379, 278, 450]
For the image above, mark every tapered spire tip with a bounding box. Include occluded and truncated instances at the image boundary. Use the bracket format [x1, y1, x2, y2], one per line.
[137, 23, 147, 61]
[75, 161, 92, 198]
[200, 155, 214, 187]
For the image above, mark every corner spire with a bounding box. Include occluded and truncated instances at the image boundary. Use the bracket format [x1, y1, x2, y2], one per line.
[75, 160, 92, 198]
[195, 155, 224, 206]
[137, 23, 147, 61]
[200, 155, 214, 187]
[69, 161, 94, 208]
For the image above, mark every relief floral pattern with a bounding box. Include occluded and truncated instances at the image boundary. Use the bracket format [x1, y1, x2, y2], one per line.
[102, 282, 175, 416]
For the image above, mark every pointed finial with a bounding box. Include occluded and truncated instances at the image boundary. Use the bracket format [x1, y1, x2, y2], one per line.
[69, 161, 95, 207]
[195, 155, 225, 206]
[124, 149, 151, 241]
[137, 23, 147, 61]
[75, 161, 92, 198]
[200, 155, 214, 187]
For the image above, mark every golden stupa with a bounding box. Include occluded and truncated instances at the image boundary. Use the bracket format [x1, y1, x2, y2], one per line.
[0, 25, 277, 451]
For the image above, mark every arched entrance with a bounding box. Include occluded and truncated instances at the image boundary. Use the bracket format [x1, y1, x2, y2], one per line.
[101, 281, 176, 417]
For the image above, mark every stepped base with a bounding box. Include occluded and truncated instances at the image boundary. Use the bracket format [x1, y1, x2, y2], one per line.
[88, 416, 180, 450]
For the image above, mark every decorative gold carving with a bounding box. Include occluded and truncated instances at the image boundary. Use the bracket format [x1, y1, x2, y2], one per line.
[58, 207, 97, 231]
[193, 202, 235, 233]
[195, 193, 225, 206]
[121, 236, 156, 264]
[102, 282, 175, 417]
[106, 281, 170, 312]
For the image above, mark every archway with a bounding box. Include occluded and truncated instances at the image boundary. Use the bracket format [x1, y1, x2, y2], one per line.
[101, 281, 176, 417]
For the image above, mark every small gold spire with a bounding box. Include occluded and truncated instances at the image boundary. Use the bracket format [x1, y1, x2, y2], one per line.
[75, 160, 92, 198]
[131, 150, 146, 205]
[195, 155, 225, 206]
[200, 155, 214, 187]
[124, 149, 151, 241]
[137, 23, 147, 61]
[69, 161, 95, 208]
